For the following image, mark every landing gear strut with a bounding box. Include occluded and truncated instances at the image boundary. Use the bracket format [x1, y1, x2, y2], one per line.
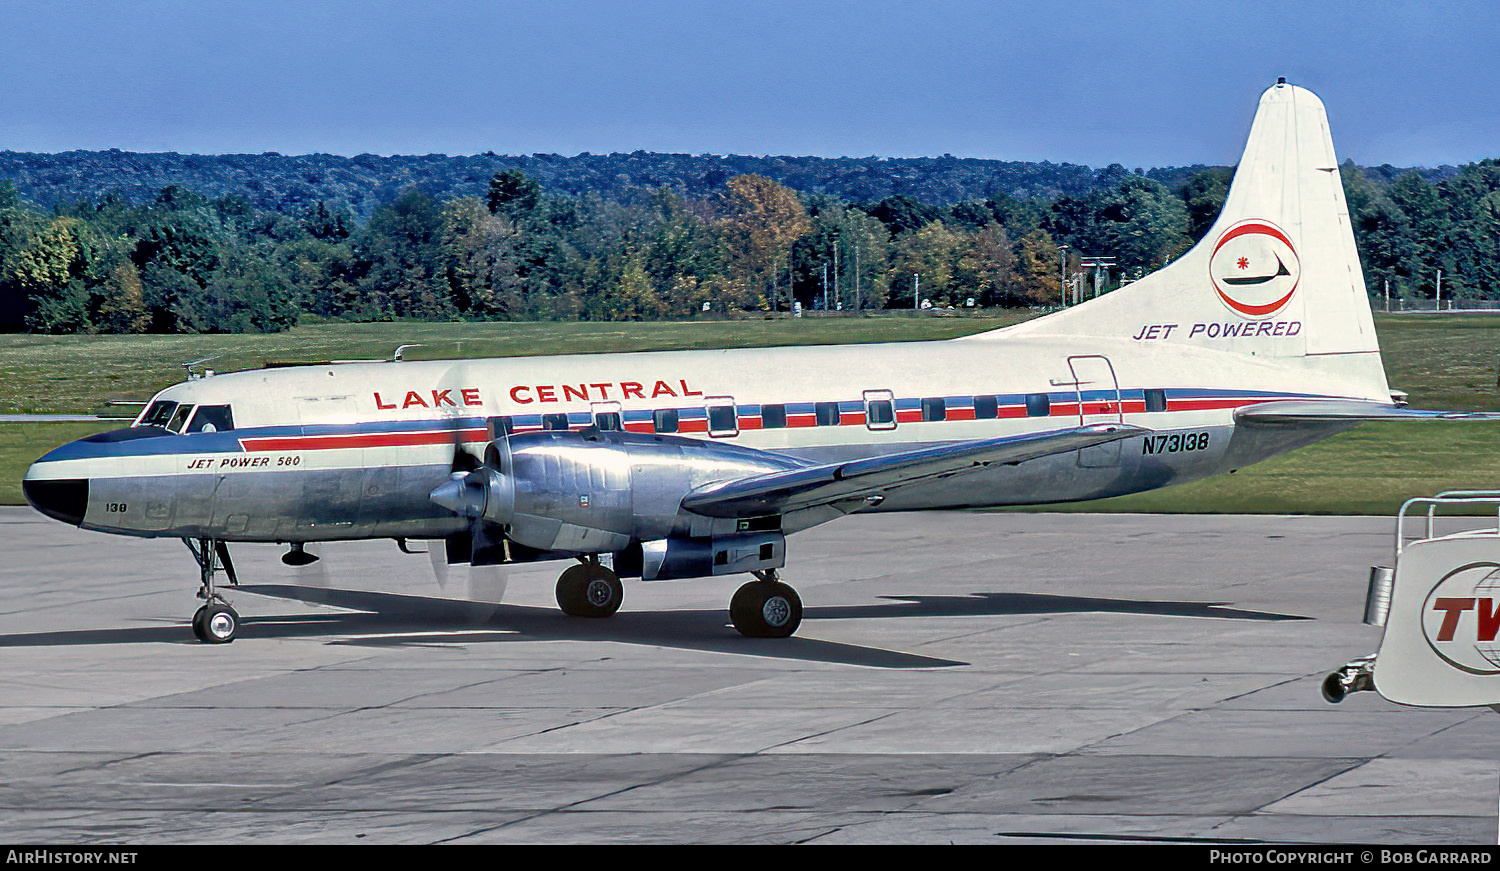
[184, 537, 240, 644]
[556, 556, 623, 618]
[730, 569, 802, 638]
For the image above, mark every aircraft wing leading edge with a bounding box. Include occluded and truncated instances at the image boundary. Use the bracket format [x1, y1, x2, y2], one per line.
[682, 424, 1147, 518]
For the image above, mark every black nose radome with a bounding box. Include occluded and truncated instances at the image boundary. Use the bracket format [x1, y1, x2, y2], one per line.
[23, 478, 88, 526]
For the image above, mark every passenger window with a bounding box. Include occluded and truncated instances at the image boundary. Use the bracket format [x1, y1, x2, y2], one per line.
[654, 408, 679, 433]
[167, 404, 195, 433]
[591, 401, 624, 432]
[141, 400, 178, 428]
[488, 416, 514, 439]
[815, 402, 840, 427]
[973, 395, 998, 419]
[921, 397, 946, 422]
[541, 413, 570, 431]
[1144, 389, 1167, 413]
[186, 405, 235, 433]
[862, 389, 896, 431]
[1025, 393, 1051, 417]
[707, 400, 738, 438]
[760, 404, 787, 429]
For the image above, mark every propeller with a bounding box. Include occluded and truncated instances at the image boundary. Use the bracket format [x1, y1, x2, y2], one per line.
[467, 563, 509, 608]
[427, 361, 516, 591]
[427, 541, 450, 589]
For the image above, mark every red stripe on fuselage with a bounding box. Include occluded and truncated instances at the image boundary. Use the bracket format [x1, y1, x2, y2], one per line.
[231, 393, 1285, 453]
[240, 428, 487, 452]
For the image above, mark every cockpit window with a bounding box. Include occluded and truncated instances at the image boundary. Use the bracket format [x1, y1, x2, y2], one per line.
[140, 400, 178, 428]
[186, 405, 235, 433]
[167, 404, 195, 433]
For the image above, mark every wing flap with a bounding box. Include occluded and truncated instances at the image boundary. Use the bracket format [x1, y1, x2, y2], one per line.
[682, 423, 1146, 518]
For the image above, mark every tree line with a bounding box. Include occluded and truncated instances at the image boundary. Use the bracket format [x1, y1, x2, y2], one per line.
[1, 157, 1497, 334]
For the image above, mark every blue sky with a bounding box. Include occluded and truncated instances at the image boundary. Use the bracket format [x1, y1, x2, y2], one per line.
[2, 0, 1496, 168]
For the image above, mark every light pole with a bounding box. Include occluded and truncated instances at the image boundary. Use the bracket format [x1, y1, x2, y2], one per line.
[1058, 244, 1070, 307]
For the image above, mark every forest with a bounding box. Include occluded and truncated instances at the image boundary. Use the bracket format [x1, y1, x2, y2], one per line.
[0, 151, 1496, 334]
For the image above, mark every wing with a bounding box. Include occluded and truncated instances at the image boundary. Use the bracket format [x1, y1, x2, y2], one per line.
[681, 423, 1146, 518]
[1235, 399, 1500, 424]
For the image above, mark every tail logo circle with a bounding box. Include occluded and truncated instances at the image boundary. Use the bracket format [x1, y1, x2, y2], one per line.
[1422, 562, 1500, 675]
[1209, 219, 1300, 319]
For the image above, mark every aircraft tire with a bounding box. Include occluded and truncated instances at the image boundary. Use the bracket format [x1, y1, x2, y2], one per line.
[730, 580, 802, 638]
[193, 603, 239, 644]
[556, 564, 623, 618]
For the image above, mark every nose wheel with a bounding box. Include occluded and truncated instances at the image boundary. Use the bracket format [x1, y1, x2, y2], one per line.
[184, 537, 240, 644]
[730, 570, 802, 638]
[192, 602, 240, 644]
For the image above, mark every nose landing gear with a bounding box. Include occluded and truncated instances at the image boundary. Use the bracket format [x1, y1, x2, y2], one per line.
[184, 538, 240, 644]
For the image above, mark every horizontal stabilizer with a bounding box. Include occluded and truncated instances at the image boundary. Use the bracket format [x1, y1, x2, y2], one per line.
[1236, 400, 1500, 424]
[683, 424, 1146, 518]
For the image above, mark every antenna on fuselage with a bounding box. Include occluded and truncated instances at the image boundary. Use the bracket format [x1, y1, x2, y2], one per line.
[392, 344, 422, 362]
[181, 356, 219, 380]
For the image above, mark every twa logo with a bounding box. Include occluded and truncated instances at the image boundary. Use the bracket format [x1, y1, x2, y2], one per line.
[1208, 219, 1300, 319]
[1422, 562, 1500, 675]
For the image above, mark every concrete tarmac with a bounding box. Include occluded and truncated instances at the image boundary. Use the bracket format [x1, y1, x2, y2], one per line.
[1, 506, 1496, 844]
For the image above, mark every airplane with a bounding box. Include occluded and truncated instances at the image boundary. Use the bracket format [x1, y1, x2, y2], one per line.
[21, 79, 1464, 644]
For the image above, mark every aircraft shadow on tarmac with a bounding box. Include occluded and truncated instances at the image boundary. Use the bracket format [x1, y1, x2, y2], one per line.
[0, 586, 1305, 670]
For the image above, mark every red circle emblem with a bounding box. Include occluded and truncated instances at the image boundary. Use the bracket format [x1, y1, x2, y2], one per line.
[1208, 219, 1300, 319]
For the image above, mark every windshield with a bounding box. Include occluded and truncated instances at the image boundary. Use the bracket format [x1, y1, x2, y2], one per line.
[167, 404, 195, 433]
[139, 400, 178, 428]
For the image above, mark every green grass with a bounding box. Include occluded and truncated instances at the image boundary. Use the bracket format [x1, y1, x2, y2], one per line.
[1374, 314, 1500, 412]
[1030, 421, 1500, 515]
[4, 311, 1500, 513]
[0, 312, 1027, 416]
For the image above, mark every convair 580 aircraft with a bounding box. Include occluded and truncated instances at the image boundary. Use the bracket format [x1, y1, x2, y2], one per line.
[23, 81, 1448, 643]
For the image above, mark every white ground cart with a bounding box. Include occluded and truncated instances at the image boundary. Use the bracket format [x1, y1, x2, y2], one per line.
[1323, 491, 1500, 843]
[1325, 491, 1500, 710]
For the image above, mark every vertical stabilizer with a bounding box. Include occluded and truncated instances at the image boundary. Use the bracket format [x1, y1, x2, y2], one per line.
[974, 81, 1389, 401]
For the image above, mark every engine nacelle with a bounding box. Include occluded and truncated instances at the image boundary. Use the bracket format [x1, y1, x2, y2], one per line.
[431, 429, 802, 556]
[638, 533, 786, 580]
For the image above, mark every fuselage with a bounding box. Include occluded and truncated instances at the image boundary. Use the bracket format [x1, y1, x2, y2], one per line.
[23, 331, 1363, 544]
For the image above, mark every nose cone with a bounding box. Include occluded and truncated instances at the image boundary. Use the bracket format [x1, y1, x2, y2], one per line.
[23, 477, 89, 526]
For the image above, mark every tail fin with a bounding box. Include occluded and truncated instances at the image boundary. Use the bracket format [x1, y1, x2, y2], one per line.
[973, 81, 1390, 401]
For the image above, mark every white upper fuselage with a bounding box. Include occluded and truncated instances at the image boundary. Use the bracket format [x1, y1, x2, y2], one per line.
[141, 330, 1380, 442]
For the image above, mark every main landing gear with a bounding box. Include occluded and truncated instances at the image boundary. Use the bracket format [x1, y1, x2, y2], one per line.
[184, 538, 240, 644]
[553, 560, 804, 638]
[730, 569, 803, 638]
[555, 556, 624, 618]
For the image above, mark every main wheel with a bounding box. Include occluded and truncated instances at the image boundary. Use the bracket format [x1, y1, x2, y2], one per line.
[192, 603, 239, 644]
[556, 564, 623, 618]
[730, 580, 802, 638]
